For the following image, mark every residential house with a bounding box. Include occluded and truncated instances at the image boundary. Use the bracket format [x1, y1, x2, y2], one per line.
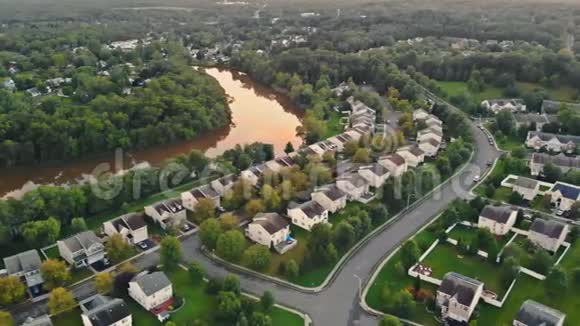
[103, 213, 148, 245]
[26, 87, 42, 97]
[418, 138, 441, 158]
[331, 82, 350, 97]
[514, 300, 565, 326]
[378, 153, 408, 177]
[21, 315, 53, 326]
[413, 109, 430, 121]
[274, 155, 296, 169]
[3, 249, 44, 293]
[478, 205, 517, 235]
[347, 96, 376, 116]
[541, 99, 580, 114]
[181, 184, 221, 211]
[418, 128, 443, 143]
[357, 163, 390, 188]
[210, 174, 237, 195]
[549, 182, 580, 211]
[246, 213, 296, 254]
[57, 231, 105, 268]
[145, 198, 187, 230]
[512, 177, 540, 201]
[241, 164, 268, 186]
[396, 146, 425, 167]
[424, 115, 443, 128]
[514, 114, 550, 131]
[287, 200, 329, 231]
[80, 295, 132, 326]
[528, 219, 569, 252]
[481, 98, 526, 114]
[436, 272, 484, 323]
[129, 272, 173, 312]
[2, 78, 16, 91]
[529, 153, 580, 176]
[328, 133, 355, 151]
[311, 185, 347, 213]
[526, 131, 580, 154]
[336, 172, 372, 202]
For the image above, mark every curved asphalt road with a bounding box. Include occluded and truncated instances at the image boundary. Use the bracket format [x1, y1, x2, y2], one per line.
[9, 95, 500, 326]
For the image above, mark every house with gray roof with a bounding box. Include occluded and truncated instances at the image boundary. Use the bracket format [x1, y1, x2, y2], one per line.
[528, 219, 569, 252]
[80, 295, 132, 326]
[287, 200, 329, 231]
[129, 271, 173, 313]
[541, 99, 580, 114]
[478, 205, 517, 235]
[481, 98, 526, 114]
[526, 131, 580, 154]
[57, 231, 105, 268]
[247, 212, 296, 254]
[103, 212, 148, 245]
[336, 172, 373, 202]
[514, 300, 565, 326]
[3, 249, 44, 293]
[512, 177, 541, 201]
[21, 315, 53, 326]
[549, 181, 580, 212]
[311, 185, 347, 213]
[358, 163, 390, 188]
[530, 153, 580, 176]
[146, 197, 188, 230]
[437, 272, 484, 323]
[514, 113, 550, 131]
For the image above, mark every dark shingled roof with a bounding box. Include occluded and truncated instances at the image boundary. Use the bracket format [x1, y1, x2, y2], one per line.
[360, 163, 390, 177]
[532, 153, 580, 170]
[438, 272, 483, 307]
[551, 182, 580, 200]
[81, 295, 131, 326]
[529, 219, 567, 239]
[252, 213, 289, 234]
[528, 131, 580, 145]
[515, 300, 566, 326]
[514, 177, 539, 190]
[479, 205, 513, 224]
[4, 249, 42, 275]
[132, 271, 171, 296]
[111, 213, 146, 232]
[382, 153, 406, 166]
[316, 185, 346, 201]
[298, 201, 327, 219]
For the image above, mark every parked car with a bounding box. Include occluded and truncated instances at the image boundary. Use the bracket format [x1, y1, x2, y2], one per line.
[556, 209, 564, 216]
[473, 175, 480, 183]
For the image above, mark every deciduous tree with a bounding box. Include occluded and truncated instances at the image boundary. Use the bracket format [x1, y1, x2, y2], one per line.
[48, 287, 76, 315]
[160, 236, 182, 270]
[41, 259, 71, 290]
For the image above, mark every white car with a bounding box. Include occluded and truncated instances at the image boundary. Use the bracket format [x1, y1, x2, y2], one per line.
[556, 209, 564, 216]
[473, 175, 480, 183]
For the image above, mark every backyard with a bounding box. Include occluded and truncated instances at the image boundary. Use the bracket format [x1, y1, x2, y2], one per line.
[447, 223, 513, 249]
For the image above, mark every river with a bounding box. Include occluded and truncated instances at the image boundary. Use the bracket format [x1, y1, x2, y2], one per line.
[0, 67, 304, 199]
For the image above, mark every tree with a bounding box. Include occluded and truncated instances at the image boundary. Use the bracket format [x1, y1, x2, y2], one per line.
[332, 221, 356, 250]
[512, 146, 526, 159]
[343, 140, 359, 157]
[379, 316, 402, 326]
[223, 275, 241, 295]
[0, 276, 26, 305]
[305, 223, 336, 265]
[243, 244, 272, 271]
[41, 259, 71, 290]
[193, 198, 216, 223]
[160, 236, 182, 271]
[508, 191, 525, 205]
[284, 142, 295, 154]
[106, 233, 132, 263]
[217, 230, 247, 261]
[545, 266, 568, 296]
[543, 163, 562, 183]
[0, 311, 14, 326]
[501, 256, 520, 287]
[48, 287, 76, 315]
[260, 291, 274, 312]
[400, 240, 420, 270]
[95, 272, 114, 294]
[352, 148, 371, 163]
[284, 259, 300, 279]
[369, 204, 388, 226]
[189, 261, 206, 284]
[244, 199, 266, 218]
[220, 213, 239, 231]
[217, 291, 242, 321]
[435, 156, 451, 176]
[261, 185, 282, 211]
[70, 217, 88, 233]
[200, 218, 223, 250]
[531, 249, 553, 275]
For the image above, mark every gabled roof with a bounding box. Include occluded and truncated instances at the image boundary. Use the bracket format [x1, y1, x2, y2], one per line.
[381, 153, 406, 166]
[252, 212, 289, 234]
[314, 185, 346, 201]
[438, 272, 483, 307]
[132, 271, 172, 296]
[154, 198, 185, 215]
[4, 249, 42, 275]
[295, 200, 326, 219]
[531, 153, 580, 170]
[397, 146, 424, 157]
[479, 205, 513, 224]
[80, 295, 131, 326]
[337, 172, 369, 188]
[551, 182, 580, 200]
[62, 231, 101, 253]
[514, 177, 539, 190]
[528, 131, 580, 145]
[217, 174, 237, 186]
[110, 213, 146, 232]
[21, 315, 53, 326]
[484, 98, 525, 107]
[514, 113, 549, 124]
[359, 163, 390, 177]
[515, 300, 566, 326]
[529, 219, 567, 239]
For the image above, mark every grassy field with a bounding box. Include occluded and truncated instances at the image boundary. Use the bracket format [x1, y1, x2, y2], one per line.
[447, 224, 512, 249]
[323, 110, 346, 139]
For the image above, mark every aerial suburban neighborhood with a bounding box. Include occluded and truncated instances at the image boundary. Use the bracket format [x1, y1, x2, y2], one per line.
[1, 1, 580, 326]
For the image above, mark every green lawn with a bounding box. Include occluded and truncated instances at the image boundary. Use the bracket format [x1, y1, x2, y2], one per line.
[422, 243, 509, 298]
[516, 82, 578, 102]
[52, 308, 83, 326]
[43, 245, 60, 260]
[447, 224, 512, 249]
[323, 110, 345, 139]
[69, 267, 94, 285]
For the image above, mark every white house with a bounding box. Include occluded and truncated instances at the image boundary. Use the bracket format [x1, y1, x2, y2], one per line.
[357, 163, 390, 188]
[477, 205, 517, 235]
[210, 174, 237, 195]
[396, 146, 425, 167]
[145, 198, 187, 230]
[57, 231, 105, 268]
[481, 98, 526, 114]
[418, 128, 443, 143]
[246, 213, 296, 254]
[241, 164, 268, 186]
[287, 200, 329, 231]
[103, 213, 148, 245]
[418, 138, 441, 157]
[413, 109, 430, 121]
[328, 133, 355, 151]
[526, 131, 580, 154]
[79, 295, 132, 326]
[311, 185, 348, 213]
[378, 153, 408, 177]
[549, 182, 580, 211]
[181, 184, 221, 212]
[21, 315, 53, 326]
[514, 114, 550, 131]
[129, 271, 173, 312]
[274, 155, 296, 169]
[528, 219, 569, 252]
[424, 115, 443, 128]
[514, 300, 566, 326]
[3, 249, 44, 293]
[530, 153, 580, 177]
[512, 177, 540, 201]
[336, 173, 372, 201]
[437, 272, 484, 323]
